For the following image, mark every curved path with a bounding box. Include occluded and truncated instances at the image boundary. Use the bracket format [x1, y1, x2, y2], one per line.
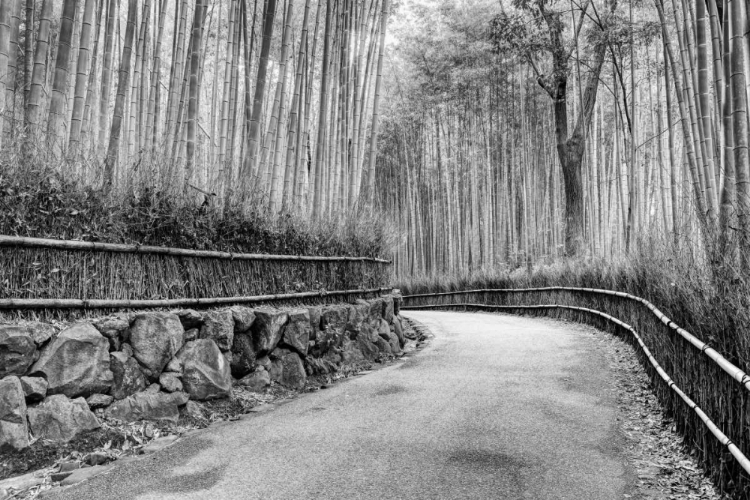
[50, 311, 636, 499]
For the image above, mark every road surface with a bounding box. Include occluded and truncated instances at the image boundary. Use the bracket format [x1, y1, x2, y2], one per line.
[50, 311, 637, 499]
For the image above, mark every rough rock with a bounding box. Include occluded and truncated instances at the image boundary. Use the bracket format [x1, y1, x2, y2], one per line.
[27, 322, 56, 346]
[269, 349, 306, 390]
[377, 319, 392, 341]
[159, 372, 183, 393]
[27, 395, 100, 442]
[200, 310, 234, 351]
[255, 356, 271, 371]
[374, 337, 393, 356]
[105, 391, 188, 422]
[321, 305, 349, 335]
[184, 328, 199, 342]
[110, 351, 146, 400]
[383, 296, 395, 323]
[282, 309, 311, 356]
[176, 309, 203, 330]
[129, 313, 184, 376]
[368, 298, 386, 322]
[176, 339, 232, 400]
[340, 338, 366, 365]
[230, 306, 255, 333]
[392, 316, 405, 347]
[0, 326, 36, 377]
[92, 317, 129, 341]
[121, 343, 134, 358]
[230, 333, 256, 378]
[309, 326, 344, 358]
[30, 323, 113, 398]
[307, 307, 322, 340]
[236, 369, 270, 392]
[184, 400, 205, 420]
[0, 377, 29, 451]
[19, 376, 47, 403]
[86, 394, 113, 409]
[85, 451, 110, 466]
[251, 308, 288, 355]
[357, 334, 380, 361]
[165, 357, 183, 374]
[145, 383, 161, 393]
[392, 292, 403, 315]
[346, 302, 370, 338]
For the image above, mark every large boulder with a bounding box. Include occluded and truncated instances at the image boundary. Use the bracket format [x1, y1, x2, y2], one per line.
[30, 323, 113, 398]
[282, 309, 311, 356]
[129, 313, 184, 377]
[230, 333, 256, 378]
[176, 339, 232, 400]
[368, 298, 386, 322]
[269, 349, 306, 390]
[20, 376, 47, 403]
[105, 391, 188, 423]
[0, 377, 29, 451]
[200, 310, 234, 352]
[0, 326, 36, 377]
[27, 395, 100, 442]
[110, 351, 147, 400]
[251, 308, 288, 355]
[321, 305, 349, 335]
[230, 306, 255, 333]
[92, 317, 129, 340]
[392, 292, 403, 316]
[346, 302, 370, 339]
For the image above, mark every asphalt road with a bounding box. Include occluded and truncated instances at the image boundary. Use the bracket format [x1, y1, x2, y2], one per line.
[50, 311, 636, 500]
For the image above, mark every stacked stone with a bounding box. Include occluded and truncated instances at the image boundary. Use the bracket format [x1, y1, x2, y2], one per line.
[0, 293, 404, 452]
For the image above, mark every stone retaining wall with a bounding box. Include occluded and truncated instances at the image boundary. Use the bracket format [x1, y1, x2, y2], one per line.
[0, 293, 404, 452]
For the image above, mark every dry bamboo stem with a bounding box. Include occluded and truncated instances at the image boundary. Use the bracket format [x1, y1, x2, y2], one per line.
[0, 287, 393, 309]
[0, 235, 391, 263]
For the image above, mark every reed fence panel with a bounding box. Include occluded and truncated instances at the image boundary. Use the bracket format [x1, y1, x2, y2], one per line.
[0, 236, 391, 301]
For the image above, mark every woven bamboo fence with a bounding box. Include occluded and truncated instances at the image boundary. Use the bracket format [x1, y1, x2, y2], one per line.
[0, 235, 392, 319]
[403, 288, 750, 498]
[0, 235, 390, 299]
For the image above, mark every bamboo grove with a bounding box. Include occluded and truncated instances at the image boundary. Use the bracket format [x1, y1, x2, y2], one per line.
[0, 0, 390, 214]
[375, 0, 750, 279]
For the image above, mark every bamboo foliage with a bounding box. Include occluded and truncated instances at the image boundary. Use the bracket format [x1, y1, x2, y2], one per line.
[0, 0, 390, 220]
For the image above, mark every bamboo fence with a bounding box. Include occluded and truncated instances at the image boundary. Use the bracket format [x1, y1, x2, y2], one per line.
[0, 235, 392, 302]
[403, 288, 750, 497]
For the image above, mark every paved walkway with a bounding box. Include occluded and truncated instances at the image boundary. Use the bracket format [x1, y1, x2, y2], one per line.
[50, 311, 636, 499]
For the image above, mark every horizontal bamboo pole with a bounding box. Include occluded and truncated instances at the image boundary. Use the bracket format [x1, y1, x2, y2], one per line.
[0, 287, 393, 309]
[403, 287, 750, 393]
[403, 302, 750, 476]
[0, 235, 392, 264]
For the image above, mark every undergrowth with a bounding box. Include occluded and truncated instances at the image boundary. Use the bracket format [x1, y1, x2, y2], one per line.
[0, 161, 394, 258]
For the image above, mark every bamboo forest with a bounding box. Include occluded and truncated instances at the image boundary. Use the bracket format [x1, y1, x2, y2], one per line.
[5, 0, 750, 498]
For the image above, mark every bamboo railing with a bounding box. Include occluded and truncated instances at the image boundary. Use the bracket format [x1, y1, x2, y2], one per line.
[0, 235, 392, 303]
[402, 288, 750, 496]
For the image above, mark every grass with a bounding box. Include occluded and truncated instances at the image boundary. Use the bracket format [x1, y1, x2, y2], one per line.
[0, 158, 395, 259]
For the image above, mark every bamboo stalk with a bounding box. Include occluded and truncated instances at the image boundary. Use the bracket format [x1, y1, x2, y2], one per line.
[0, 235, 391, 263]
[0, 287, 393, 309]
